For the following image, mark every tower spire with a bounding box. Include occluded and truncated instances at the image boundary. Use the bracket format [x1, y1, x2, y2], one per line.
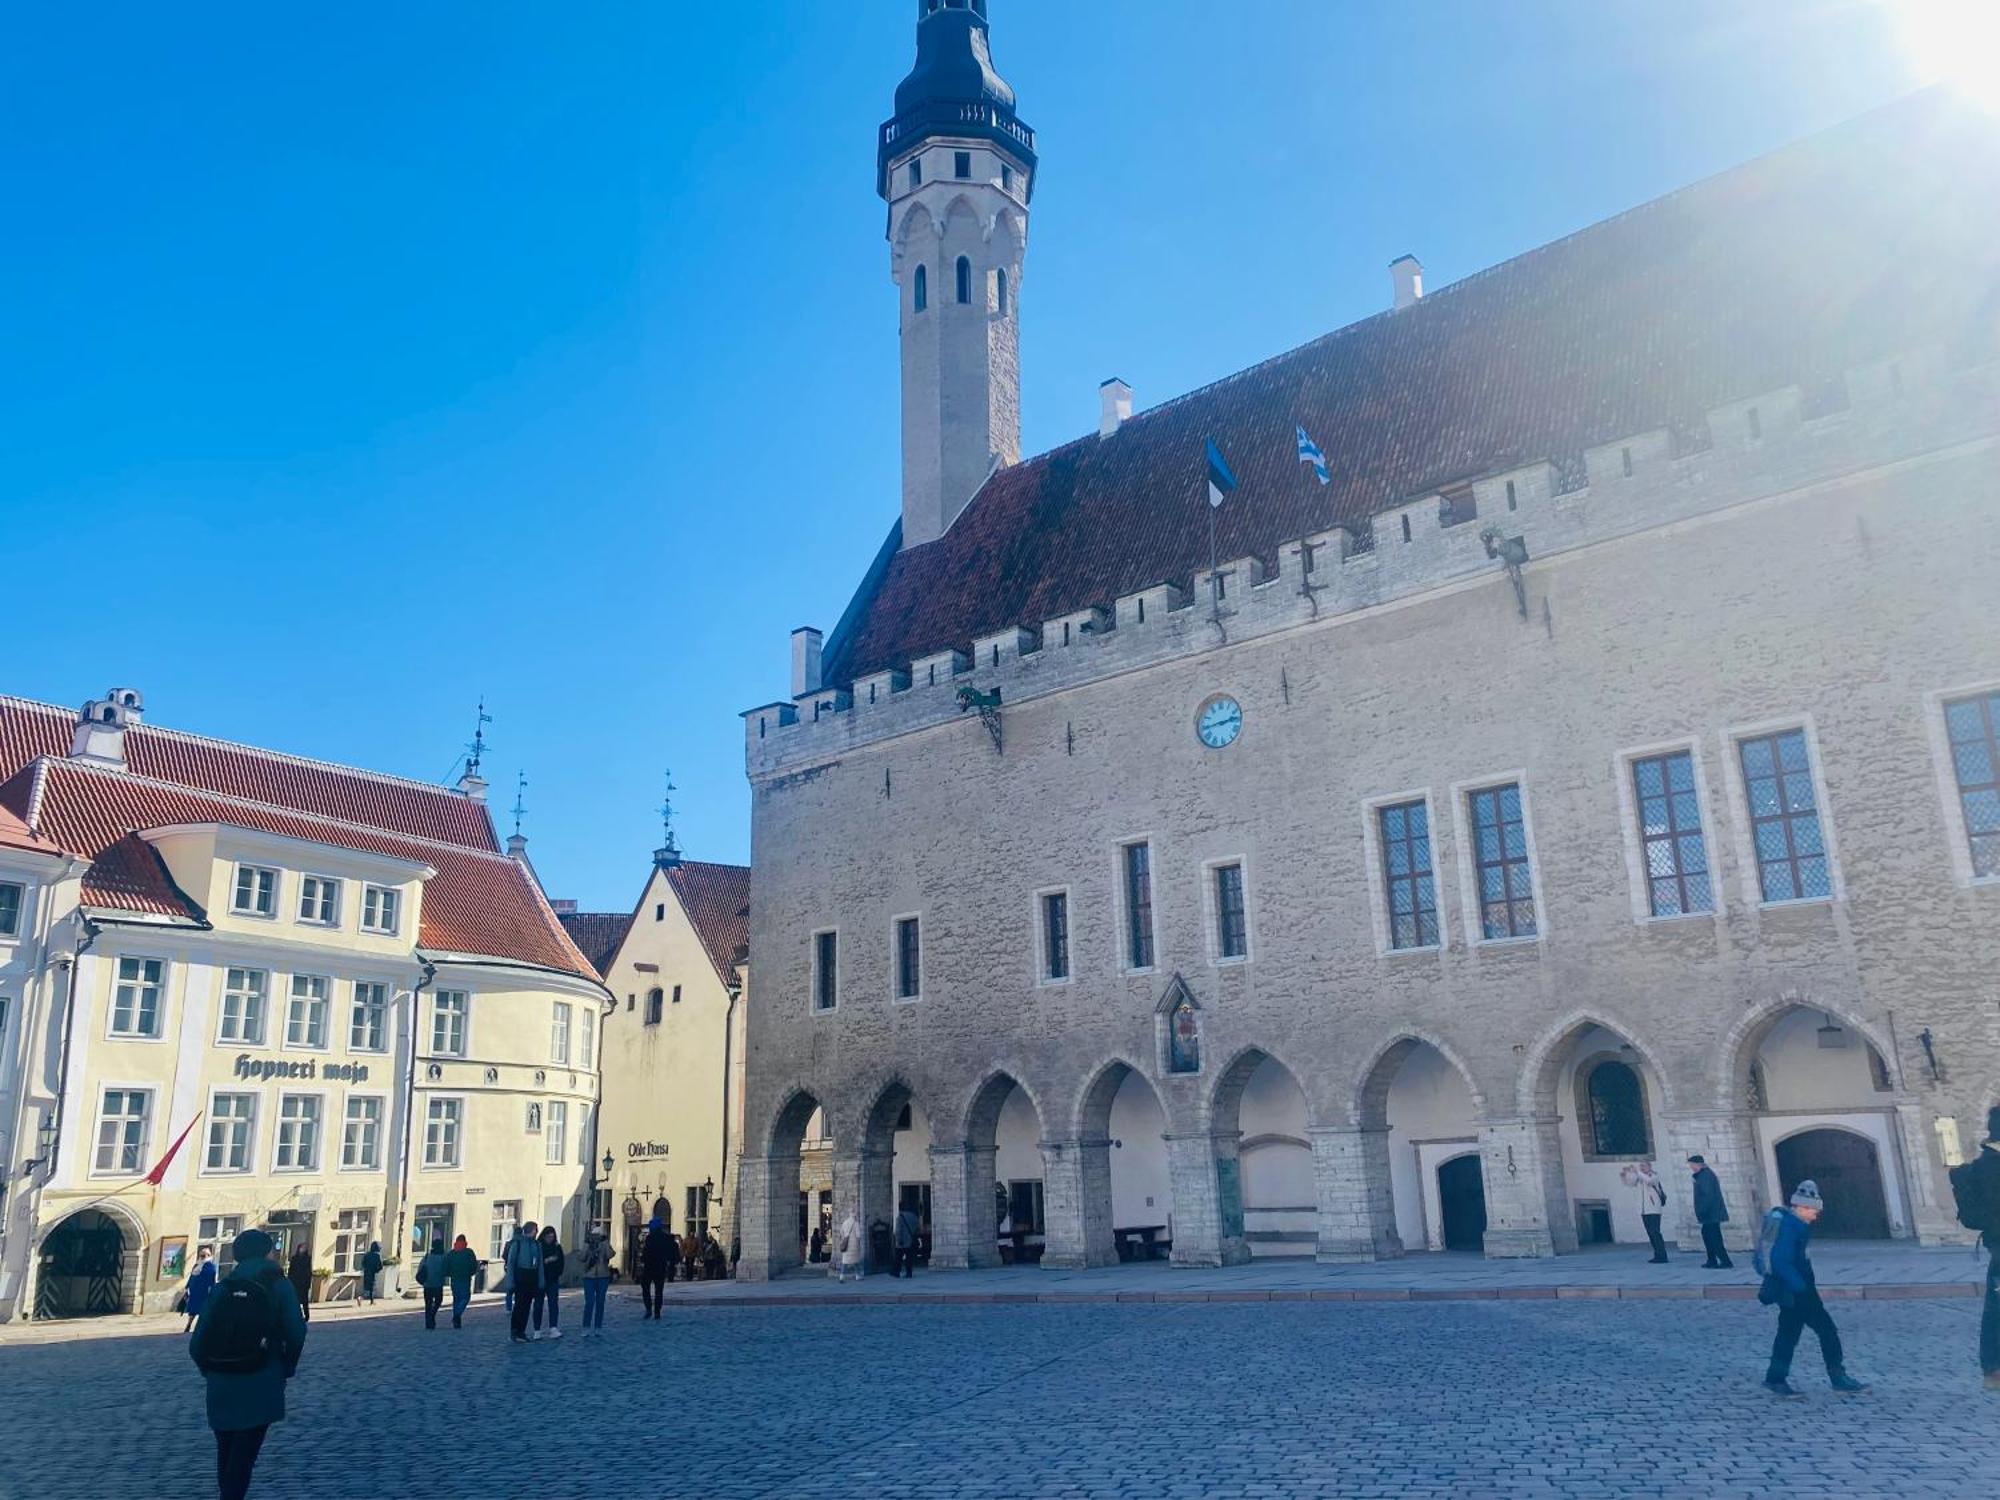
[654, 770, 682, 869]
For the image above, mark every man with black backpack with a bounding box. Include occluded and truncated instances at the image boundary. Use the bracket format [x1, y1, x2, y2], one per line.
[1948, 1104, 2000, 1393]
[189, 1228, 309, 1500]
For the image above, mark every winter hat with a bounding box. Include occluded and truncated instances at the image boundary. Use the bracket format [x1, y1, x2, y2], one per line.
[1686, 1154, 1706, 1165]
[231, 1228, 275, 1262]
[1789, 1179, 1824, 1210]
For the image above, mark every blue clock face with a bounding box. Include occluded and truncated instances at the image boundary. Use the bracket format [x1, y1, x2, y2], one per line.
[1197, 696, 1243, 749]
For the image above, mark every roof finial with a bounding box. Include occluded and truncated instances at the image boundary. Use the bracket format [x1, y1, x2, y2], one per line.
[466, 697, 493, 776]
[654, 769, 682, 869]
[511, 771, 528, 838]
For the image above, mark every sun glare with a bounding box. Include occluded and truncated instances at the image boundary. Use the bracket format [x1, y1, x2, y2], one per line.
[1896, 0, 2000, 109]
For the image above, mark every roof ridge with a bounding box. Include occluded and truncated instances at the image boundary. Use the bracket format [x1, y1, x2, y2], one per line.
[0, 694, 487, 809]
[42, 756, 530, 868]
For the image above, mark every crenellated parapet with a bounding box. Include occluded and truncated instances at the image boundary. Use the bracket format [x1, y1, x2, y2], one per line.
[743, 343, 2000, 778]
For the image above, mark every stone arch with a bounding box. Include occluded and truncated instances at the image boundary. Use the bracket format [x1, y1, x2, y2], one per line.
[1350, 1031, 1488, 1258]
[949, 1068, 1048, 1270]
[760, 1084, 828, 1159]
[1210, 1045, 1320, 1133]
[1715, 992, 1903, 1110]
[1066, 1057, 1179, 1267]
[32, 1199, 146, 1319]
[738, 1085, 830, 1281]
[1353, 1030, 1488, 1129]
[1072, 1054, 1164, 1140]
[1518, 1009, 1680, 1119]
[958, 1066, 1046, 1150]
[1210, 1046, 1316, 1262]
[853, 1076, 937, 1272]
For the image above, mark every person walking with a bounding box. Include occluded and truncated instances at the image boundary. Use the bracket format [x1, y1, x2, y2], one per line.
[1948, 1104, 2000, 1393]
[1759, 1180, 1869, 1395]
[444, 1234, 480, 1329]
[360, 1241, 383, 1305]
[1622, 1161, 1670, 1264]
[190, 1228, 308, 1500]
[681, 1228, 701, 1282]
[414, 1239, 449, 1330]
[502, 1221, 544, 1343]
[532, 1225, 566, 1340]
[639, 1217, 673, 1318]
[834, 1209, 864, 1283]
[286, 1244, 314, 1323]
[893, 1203, 920, 1278]
[1688, 1155, 1733, 1269]
[183, 1246, 218, 1333]
[578, 1229, 614, 1337]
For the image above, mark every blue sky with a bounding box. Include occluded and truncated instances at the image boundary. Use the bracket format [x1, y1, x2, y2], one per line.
[2, 2, 1937, 908]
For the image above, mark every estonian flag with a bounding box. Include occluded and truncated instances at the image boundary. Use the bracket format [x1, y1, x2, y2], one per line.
[1296, 426, 1330, 485]
[1205, 439, 1238, 509]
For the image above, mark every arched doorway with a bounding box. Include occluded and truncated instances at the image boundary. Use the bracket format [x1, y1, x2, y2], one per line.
[1775, 1128, 1891, 1240]
[35, 1208, 137, 1319]
[1523, 1017, 1673, 1253]
[963, 1071, 1045, 1268]
[1212, 1049, 1313, 1260]
[1075, 1061, 1174, 1267]
[1436, 1154, 1487, 1252]
[858, 1081, 933, 1275]
[1357, 1035, 1485, 1255]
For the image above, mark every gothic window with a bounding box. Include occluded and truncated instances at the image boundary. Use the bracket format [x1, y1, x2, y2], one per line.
[1738, 729, 1830, 902]
[645, 988, 663, 1026]
[1577, 1057, 1651, 1158]
[955, 256, 971, 304]
[995, 267, 1008, 316]
[913, 264, 927, 313]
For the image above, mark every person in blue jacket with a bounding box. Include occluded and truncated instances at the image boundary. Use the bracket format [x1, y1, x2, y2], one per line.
[190, 1228, 309, 1500]
[183, 1246, 218, 1333]
[1762, 1180, 1870, 1396]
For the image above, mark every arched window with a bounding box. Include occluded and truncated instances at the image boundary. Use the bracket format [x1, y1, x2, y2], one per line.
[955, 256, 971, 304]
[645, 988, 664, 1025]
[912, 264, 927, 313]
[1578, 1057, 1652, 1158]
[995, 267, 1008, 316]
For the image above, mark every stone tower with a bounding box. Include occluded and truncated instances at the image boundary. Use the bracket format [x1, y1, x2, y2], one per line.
[877, 0, 1036, 549]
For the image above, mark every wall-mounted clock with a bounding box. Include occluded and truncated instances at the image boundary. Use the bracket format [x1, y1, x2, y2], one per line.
[1197, 695, 1243, 749]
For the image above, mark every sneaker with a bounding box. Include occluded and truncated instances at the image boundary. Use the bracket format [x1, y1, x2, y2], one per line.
[1829, 1372, 1870, 1393]
[526, 1330, 541, 1341]
[1763, 1377, 1801, 1397]
[511, 1335, 528, 1344]
[546, 1327, 562, 1340]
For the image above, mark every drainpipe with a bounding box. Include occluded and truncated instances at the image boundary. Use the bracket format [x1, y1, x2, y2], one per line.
[43, 914, 102, 1189]
[388, 960, 437, 1264]
[718, 983, 741, 1246]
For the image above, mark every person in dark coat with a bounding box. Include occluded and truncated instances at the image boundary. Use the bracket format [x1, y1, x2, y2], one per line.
[502, 1222, 543, 1343]
[359, 1241, 383, 1304]
[1761, 1180, 1869, 1395]
[286, 1245, 314, 1322]
[1956, 1104, 2000, 1392]
[639, 1218, 674, 1318]
[532, 1226, 566, 1339]
[893, 1205, 921, 1278]
[443, 1234, 480, 1329]
[183, 1247, 218, 1333]
[191, 1228, 308, 1500]
[1687, 1155, 1733, 1269]
[414, 1239, 449, 1330]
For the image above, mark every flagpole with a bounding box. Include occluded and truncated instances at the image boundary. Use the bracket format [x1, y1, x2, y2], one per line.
[1208, 498, 1218, 622]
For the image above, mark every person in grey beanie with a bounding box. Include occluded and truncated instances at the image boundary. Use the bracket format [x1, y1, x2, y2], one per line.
[1760, 1179, 1868, 1396]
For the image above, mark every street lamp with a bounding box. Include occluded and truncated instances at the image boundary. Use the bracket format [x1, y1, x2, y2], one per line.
[602, 1151, 615, 1178]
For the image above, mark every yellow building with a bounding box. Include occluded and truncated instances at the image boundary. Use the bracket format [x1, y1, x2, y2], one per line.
[559, 850, 748, 1270]
[0, 689, 610, 1320]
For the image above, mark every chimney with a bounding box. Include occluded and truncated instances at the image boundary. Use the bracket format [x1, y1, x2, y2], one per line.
[1098, 377, 1133, 437]
[1390, 255, 1423, 311]
[790, 627, 824, 698]
[69, 688, 144, 770]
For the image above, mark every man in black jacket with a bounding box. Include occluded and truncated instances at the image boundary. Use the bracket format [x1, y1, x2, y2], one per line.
[1953, 1105, 2000, 1392]
[1688, 1155, 1733, 1269]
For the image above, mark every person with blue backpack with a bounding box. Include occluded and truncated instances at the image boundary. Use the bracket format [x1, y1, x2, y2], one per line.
[501, 1219, 544, 1343]
[1756, 1179, 1869, 1396]
[189, 1228, 309, 1500]
[1947, 1103, 2000, 1393]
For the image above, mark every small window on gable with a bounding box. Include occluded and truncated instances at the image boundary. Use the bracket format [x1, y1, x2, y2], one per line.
[655, 903, 665, 922]
[954, 150, 971, 179]
[1439, 484, 1476, 528]
[645, 988, 664, 1025]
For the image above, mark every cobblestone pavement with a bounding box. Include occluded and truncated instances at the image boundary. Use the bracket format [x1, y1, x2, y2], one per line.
[11, 1287, 1993, 1499]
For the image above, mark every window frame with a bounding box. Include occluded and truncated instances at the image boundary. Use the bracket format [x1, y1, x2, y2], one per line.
[340, 1093, 386, 1172]
[348, 979, 390, 1053]
[359, 883, 401, 936]
[91, 1085, 154, 1175]
[0, 878, 20, 938]
[108, 954, 169, 1040]
[1926, 680, 2000, 888]
[1614, 739, 1723, 924]
[295, 874, 342, 927]
[913, 263, 927, 313]
[551, 1000, 572, 1065]
[644, 987, 664, 1026]
[1034, 886, 1072, 986]
[892, 913, 922, 1003]
[271, 1091, 324, 1173]
[216, 966, 270, 1047]
[422, 1095, 465, 1170]
[202, 1089, 258, 1176]
[1364, 791, 1445, 955]
[811, 928, 839, 1014]
[1117, 838, 1158, 974]
[284, 972, 332, 1051]
[430, 989, 469, 1058]
[580, 1006, 596, 1070]
[955, 255, 972, 305]
[489, 1197, 521, 1257]
[331, 1207, 375, 1275]
[545, 1099, 568, 1165]
[1721, 716, 1844, 908]
[1450, 774, 1545, 945]
[1573, 1053, 1656, 1162]
[1205, 857, 1251, 964]
[230, 864, 279, 919]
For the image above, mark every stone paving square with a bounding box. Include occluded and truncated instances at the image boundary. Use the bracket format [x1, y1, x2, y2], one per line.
[9, 1285, 1993, 1499]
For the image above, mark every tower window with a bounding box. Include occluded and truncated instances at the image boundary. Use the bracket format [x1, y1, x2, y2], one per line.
[908, 159, 921, 190]
[913, 264, 927, 313]
[954, 150, 971, 179]
[995, 268, 1008, 316]
[1001, 164, 1013, 192]
[955, 256, 971, 305]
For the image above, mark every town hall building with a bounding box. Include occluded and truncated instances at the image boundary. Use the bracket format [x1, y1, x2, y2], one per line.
[735, 0, 2000, 1278]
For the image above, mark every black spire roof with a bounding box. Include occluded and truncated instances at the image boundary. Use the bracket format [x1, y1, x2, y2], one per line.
[877, 0, 1036, 199]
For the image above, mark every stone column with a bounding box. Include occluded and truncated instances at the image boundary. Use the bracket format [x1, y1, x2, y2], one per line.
[1893, 1100, 1975, 1246]
[1166, 1131, 1230, 1268]
[1040, 1137, 1115, 1269]
[855, 1147, 897, 1272]
[733, 1153, 798, 1283]
[1310, 1125, 1401, 1262]
[926, 1144, 997, 1270]
[1665, 1110, 1761, 1252]
[1478, 1116, 1571, 1258]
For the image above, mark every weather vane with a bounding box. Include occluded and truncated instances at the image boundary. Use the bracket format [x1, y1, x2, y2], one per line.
[657, 770, 680, 862]
[511, 771, 528, 839]
[465, 697, 493, 776]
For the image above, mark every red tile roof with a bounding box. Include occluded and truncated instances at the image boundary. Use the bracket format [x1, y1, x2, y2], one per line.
[823, 89, 2000, 685]
[666, 861, 751, 989]
[0, 700, 597, 982]
[558, 910, 636, 977]
[0, 800, 67, 858]
[0, 697, 498, 851]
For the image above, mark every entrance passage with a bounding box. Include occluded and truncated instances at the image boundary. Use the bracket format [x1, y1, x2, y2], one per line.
[1775, 1128, 1890, 1239]
[35, 1210, 130, 1319]
[1437, 1154, 1487, 1253]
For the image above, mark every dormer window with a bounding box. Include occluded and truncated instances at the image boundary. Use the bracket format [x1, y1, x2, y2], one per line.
[232, 865, 278, 918]
[297, 875, 340, 927]
[361, 884, 400, 936]
[1438, 484, 1476, 528]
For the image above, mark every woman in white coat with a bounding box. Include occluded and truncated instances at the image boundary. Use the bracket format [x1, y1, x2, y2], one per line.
[1622, 1160, 1671, 1264]
[835, 1210, 864, 1282]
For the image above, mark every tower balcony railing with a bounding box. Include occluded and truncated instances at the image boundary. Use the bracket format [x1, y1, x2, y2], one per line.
[879, 99, 1036, 158]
